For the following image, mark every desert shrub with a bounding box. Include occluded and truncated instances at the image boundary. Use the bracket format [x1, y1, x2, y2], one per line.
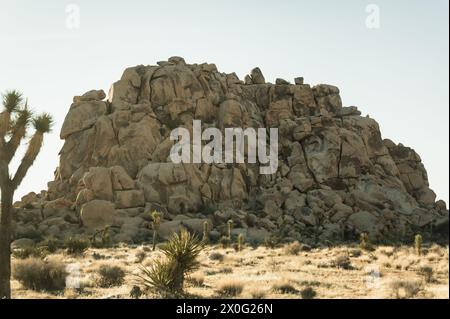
[96, 265, 125, 287]
[129, 285, 142, 299]
[359, 233, 373, 251]
[65, 237, 90, 255]
[137, 229, 203, 295]
[219, 236, 231, 249]
[216, 280, 244, 297]
[390, 280, 422, 299]
[272, 281, 297, 294]
[418, 266, 434, 283]
[90, 227, 111, 248]
[12, 246, 48, 259]
[219, 267, 233, 274]
[135, 250, 146, 263]
[300, 287, 317, 299]
[13, 258, 67, 291]
[187, 273, 204, 287]
[283, 241, 301, 255]
[38, 238, 61, 253]
[249, 288, 266, 299]
[209, 252, 224, 261]
[332, 254, 353, 270]
[349, 248, 362, 257]
[264, 235, 281, 249]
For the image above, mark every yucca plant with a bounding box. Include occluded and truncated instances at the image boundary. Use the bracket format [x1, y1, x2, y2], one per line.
[137, 229, 204, 296]
[0, 90, 53, 299]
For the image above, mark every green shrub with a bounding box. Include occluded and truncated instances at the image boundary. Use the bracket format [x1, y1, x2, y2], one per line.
[300, 287, 317, 299]
[264, 236, 281, 249]
[219, 236, 231, 249]
[359, 233, 373, 251]
[418, 266, 433, 283]
[13, 258, 67, 291]
[209, 252, 224, 261]
[12, 246, 48, 259]
[65, 237, 90, 255]
[272, 281, 297, 294]
[38, 238, 61, 253]
[97, 265, 125, 288]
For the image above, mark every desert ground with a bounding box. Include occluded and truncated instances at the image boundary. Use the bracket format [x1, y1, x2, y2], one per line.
[10, 241, 449, 299]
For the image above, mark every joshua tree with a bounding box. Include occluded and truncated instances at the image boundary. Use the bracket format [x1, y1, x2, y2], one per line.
[227, 219, 233, 240]
[0, 90, 53, 299]
[151, 210, 161, 251]
[415, 234, 423, 256]
[202, 220, 209, 243]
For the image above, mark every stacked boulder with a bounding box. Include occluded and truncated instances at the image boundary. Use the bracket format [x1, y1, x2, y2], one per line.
[12, 57, 448, 246]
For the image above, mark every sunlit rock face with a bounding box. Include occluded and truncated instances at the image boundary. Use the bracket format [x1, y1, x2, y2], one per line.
[12, 57, 448, 245]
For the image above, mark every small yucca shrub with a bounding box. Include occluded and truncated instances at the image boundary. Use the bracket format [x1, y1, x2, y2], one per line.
[137, 229, 203, 295]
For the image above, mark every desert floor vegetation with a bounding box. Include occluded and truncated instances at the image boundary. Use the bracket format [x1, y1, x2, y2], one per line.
[10, 243, 449, 299]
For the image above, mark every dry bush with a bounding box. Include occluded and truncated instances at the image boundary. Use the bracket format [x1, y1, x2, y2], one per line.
[65, 237, 90, 255]
[283, 241, 301, 255]
[187, 273, 205, 287]
[300, 287, 317, 299]
[272, 280, 298, 294]
[377, 256, 392, 268]
[349, 249, 362, 257]
[13, 257, 67, 292]
[418, 266, 434, 283]
[332, 254, 353, 270]
[219, 267, 233, 274]
[209, 252, 224, 261]
[135, 250, 146, 263]
[378, 247, 395, 257]
[248, 288, 266, 299]
[390, 280, 423, 299]
[216, 280, 244, 297]
[96, 265, 125, 288]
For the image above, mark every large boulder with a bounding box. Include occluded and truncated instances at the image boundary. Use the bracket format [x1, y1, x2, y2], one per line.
[80, 200, 116, 230]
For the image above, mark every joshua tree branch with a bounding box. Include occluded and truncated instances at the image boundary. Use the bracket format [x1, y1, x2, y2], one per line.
[11, 132, 43, 190]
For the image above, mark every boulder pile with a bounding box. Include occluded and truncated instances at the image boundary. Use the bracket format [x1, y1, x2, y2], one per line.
[12, 57, 448, 246]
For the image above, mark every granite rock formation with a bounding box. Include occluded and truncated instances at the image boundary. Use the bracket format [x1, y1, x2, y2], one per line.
[12, 57, 449, 246]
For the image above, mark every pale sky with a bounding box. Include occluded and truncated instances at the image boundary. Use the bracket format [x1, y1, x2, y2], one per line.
[0, 0, 448, 203]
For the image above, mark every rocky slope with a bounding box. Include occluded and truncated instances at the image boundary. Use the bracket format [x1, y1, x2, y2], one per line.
[12, 57, 449, 246]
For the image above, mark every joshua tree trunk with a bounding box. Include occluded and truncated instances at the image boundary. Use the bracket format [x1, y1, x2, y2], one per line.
[0, 90, 54, 299]
[0, 187, 13, 299]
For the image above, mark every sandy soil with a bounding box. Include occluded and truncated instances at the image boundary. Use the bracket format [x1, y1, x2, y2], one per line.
[11, 243, 449, 299]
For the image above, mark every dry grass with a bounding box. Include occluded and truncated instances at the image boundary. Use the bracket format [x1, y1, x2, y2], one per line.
[9, 244, 449, 299]
[216, 280, 244, 297]
[13, 257, 67, 292]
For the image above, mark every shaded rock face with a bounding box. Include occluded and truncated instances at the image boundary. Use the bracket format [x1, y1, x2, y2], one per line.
[12, 57, 448, 245]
